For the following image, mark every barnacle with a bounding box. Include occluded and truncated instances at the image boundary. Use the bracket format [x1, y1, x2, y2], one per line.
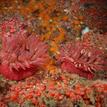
[0, 16, 49, 80]
[58, 41, 107, 79]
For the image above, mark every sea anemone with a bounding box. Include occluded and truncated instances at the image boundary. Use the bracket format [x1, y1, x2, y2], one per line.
[58, 41, 107, 79]
[0, 16, 49, 80]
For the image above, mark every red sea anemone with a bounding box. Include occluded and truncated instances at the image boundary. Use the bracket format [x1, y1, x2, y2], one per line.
[0, 16, 49, 80]
[58, 40, 107, 79]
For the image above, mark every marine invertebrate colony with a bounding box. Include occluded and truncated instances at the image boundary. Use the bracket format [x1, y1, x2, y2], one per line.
[0, 16, 49, 80]
[58, 40, 107, 79]
[3, 70, 107, 107]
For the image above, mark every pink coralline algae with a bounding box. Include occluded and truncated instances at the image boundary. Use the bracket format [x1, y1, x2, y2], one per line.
[58, 41, 107, 79]
[0, 17, 49, 80]
[82, 31, 107, 51]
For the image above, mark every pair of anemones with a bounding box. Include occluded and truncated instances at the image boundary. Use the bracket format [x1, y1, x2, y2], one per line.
[0, 16, 106, 80]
